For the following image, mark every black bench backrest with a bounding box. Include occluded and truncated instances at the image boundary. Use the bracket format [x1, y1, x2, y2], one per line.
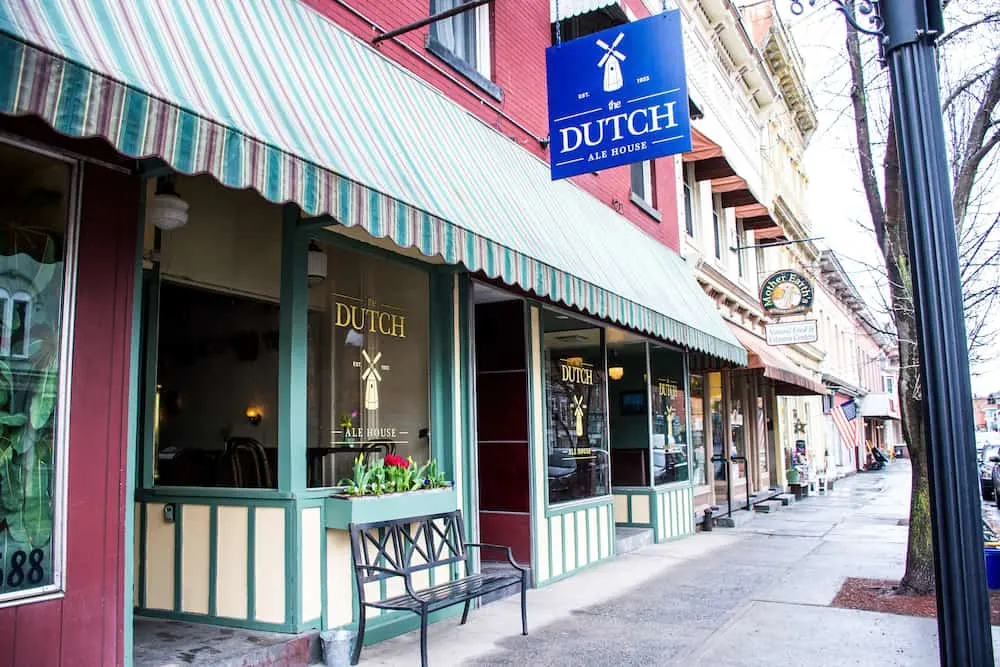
[349, 510, 467, 586]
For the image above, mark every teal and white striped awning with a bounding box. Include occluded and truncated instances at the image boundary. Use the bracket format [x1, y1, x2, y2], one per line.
[0, 0, 745, 365]
[550, 0, 626, 22]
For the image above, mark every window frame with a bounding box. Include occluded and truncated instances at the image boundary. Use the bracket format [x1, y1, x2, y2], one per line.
[630, 160, 661, 221]
[427, 0, 502, 101]
[0, 133, 80, 608]
[682, 164, 695, 237]
[712, 194, 723, 261]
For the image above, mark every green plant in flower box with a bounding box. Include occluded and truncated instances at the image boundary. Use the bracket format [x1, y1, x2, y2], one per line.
[340, 454, 450, 497]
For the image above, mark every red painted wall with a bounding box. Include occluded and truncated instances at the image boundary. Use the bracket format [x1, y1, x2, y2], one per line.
[300, 0, 681, 252]
[0, 153, 138, 667]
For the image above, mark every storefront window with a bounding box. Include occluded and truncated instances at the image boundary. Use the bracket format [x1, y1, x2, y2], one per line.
[307, 242, 430, 487]
[650, 345, 689, 485]
[690, 374, 706, 485]
[0, 141, 74, 600]
[543, 311, 609, 504]
[709, 373, 725, 483]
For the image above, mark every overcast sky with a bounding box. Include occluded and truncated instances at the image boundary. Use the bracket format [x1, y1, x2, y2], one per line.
[779, 2, 1000, 396]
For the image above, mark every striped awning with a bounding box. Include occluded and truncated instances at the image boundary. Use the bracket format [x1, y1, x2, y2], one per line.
[550, 0, 626, 22]
[0, 0, 745, 365]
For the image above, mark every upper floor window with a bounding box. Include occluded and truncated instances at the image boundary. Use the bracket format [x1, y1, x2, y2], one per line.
[712, 196, 723, 260]
[884, 375, 896, 394]
[631, 161, 656, 205]
[428, 0, 498, 98]
[733, 222, 745, 278]
[683, 165, 695, 237]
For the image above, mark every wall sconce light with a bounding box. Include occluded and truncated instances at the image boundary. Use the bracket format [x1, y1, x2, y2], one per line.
[307, 241, 327, 285]
[245, 406, 263, 426]
[148, 175, 189, 231]
[608, 351, 624, 381]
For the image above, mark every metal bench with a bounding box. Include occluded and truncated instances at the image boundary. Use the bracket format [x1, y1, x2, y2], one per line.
[348, 510, 528, 666]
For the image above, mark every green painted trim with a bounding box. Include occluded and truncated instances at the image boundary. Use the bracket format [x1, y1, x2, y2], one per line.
[284, 503, 299, 627]
[524, 303, 542, 584]
[583, 506, 591, 566]
[137, 502, 147, 609]
[324, 487, 458, 529]
[279, 203, 308, 493]
[123, 181, 146, 667]
[546, 496, 613, 518]
[247, 506, 256, 623]
[561, 513, 568, 575]
[457, 274, 477, 547]
[136, 487, 292, 503]
[173, 504, 183, 612]
[650, 489, 661, 541]
[139, 263, 160, 490]
[299, 213, 334, 229]
[297, 488, 346, 500]
[134, 609, 298, 634]
[208, 505, 218, 616]
[429, 269, 455, 480]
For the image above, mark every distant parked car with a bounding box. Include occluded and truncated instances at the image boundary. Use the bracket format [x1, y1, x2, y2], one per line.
[982, 445, 1000, 499]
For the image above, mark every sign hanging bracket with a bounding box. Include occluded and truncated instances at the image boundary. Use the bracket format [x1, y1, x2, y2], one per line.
[372, 0, 492, 44]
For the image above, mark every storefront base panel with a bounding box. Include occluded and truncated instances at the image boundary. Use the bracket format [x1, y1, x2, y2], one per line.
[613, 486, 695, 543]
[535, 500, 614, 587]
[133, 495, 300, 633]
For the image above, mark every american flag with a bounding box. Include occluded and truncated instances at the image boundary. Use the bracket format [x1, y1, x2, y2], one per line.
[831, 398, 861, 457]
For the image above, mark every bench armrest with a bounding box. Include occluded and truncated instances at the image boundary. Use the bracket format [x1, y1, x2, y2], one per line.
[465, 543, 528, 573]
[356, 565, 420, 599]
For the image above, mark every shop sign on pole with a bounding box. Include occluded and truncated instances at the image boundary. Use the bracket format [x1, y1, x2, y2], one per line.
[759, 270, 814, 316]
[765, 320, 818, 346]
[545, 10, 692, 180]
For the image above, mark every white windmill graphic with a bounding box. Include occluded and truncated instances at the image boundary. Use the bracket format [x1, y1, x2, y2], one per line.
[572, 395, 587, 437]
[596, 33, 626, 93]
[361, 350, 383, 411]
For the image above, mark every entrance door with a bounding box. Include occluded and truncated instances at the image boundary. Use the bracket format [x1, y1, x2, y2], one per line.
[472, 288, 531, 565]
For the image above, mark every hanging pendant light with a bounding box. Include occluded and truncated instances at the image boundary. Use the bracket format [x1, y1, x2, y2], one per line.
[147, 175, 189, 231]
[307, 241, 327, 285]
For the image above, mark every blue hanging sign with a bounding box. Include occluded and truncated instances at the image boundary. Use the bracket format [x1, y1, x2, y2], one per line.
[545, 11, 692, 180]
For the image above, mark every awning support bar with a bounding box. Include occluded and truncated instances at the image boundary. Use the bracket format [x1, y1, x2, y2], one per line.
[372, 0, 492, 44]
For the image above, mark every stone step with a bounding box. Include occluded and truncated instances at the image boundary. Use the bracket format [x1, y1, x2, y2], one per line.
[615, 526, 654, 555]
[775, 493, 796, 506]
[478, 562, 531, 606]
[753, 500, 783, 514]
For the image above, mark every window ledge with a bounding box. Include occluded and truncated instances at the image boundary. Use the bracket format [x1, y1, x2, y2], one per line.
[426, 37, 503, 102]
[630, 193, 662, 222]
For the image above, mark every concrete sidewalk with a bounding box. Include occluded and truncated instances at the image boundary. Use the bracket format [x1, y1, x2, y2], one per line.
[358, 463, 1000, 666]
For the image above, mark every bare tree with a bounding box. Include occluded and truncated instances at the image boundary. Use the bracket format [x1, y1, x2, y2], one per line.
[842, 0, 1000, 594]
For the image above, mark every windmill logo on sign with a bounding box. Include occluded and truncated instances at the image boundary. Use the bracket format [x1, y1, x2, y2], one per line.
[362, 350, 383, 411]
[597, 33, 626, 92]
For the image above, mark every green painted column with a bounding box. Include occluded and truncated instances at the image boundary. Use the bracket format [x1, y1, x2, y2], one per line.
[278, 203, 308, 493]
[428, 270, 456, 480]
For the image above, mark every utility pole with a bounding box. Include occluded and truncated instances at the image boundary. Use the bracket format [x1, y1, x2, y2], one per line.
[790, 1, 994, 664]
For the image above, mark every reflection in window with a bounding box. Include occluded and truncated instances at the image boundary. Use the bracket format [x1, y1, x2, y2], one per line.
[650, 345, 688, 485]
[709, 373, 725, 481]
[155, 284, 280, 489]
[543, 310, 609, 504]
[0, 140, 72, 599]
[307, 243, 430, 488]
[690, 374, 706, 485]
[608, 341, 650, 487]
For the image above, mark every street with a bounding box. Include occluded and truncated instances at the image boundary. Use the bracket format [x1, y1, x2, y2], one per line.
[362, 463, 1000, 666]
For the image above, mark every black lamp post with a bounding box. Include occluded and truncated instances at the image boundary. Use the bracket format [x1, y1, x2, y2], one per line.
[789, 1, 994, 665]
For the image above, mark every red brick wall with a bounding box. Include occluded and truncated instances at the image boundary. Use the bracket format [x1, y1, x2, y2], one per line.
[300, 0, 680, 251]
[0, 156, 138, 667]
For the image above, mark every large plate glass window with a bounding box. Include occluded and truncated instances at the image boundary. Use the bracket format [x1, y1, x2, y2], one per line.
[307, 243, 430, 487]
[543, 310, 609, 504]
[649, 345, 689, 484]
[0, 140, 75, 602]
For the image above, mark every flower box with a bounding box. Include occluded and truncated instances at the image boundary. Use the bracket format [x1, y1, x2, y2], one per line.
[324, 484, 458, 530]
